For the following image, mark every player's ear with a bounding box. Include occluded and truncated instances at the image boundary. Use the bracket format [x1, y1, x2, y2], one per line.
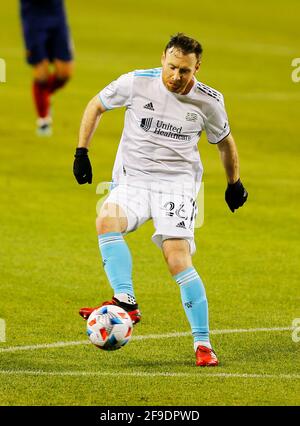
[161, 51, 166, 66]
[194, 60, 201, 74]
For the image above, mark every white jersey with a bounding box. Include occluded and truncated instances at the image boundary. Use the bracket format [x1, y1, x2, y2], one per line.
[98, 67, 230, 196]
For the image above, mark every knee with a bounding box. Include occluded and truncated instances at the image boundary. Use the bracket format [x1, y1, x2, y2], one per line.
[96, 215, 117, 235]
[33, 60, 50, 83]
[165, 250, 192, 276]
[163, 239, 192, 276]
[96, 207, 127, 235]
[55, 61, 73, 81]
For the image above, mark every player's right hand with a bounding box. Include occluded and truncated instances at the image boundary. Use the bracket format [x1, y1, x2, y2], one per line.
[73, 147, 92, 184]
[225, 178, 248, 212]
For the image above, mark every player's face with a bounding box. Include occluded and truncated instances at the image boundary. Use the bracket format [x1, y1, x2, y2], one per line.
[161, 48, 200, 95]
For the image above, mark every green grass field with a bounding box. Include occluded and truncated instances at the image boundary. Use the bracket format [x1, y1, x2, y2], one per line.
[0, 0, 300, 406]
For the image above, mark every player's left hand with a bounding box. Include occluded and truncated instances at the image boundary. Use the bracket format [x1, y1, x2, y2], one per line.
[225, 179, 248, 212]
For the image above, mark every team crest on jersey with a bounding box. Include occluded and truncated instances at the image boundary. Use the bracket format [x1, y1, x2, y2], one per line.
[185, 112, 197, 122]
[140, 118, 153, 131]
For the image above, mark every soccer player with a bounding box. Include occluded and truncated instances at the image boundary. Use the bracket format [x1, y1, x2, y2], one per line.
[20, 0, 73, 135]
[73, 33, 248, 366]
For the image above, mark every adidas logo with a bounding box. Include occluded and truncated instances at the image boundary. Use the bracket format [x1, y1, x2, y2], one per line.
[143, 102, 154, 111]
[176, 221, 186, 229]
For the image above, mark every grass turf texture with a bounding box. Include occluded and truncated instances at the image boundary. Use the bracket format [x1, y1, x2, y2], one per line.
[0, 0, 300, 406]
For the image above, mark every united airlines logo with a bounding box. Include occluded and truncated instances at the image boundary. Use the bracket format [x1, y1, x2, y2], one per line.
[140, 117, 153, 132]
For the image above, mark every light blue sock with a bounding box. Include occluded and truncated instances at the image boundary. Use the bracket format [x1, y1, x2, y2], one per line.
[98, 232, 135, 297]
[174, 267, 210, 346]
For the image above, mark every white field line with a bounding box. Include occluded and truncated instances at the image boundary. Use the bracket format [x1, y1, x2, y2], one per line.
[0, 326, 292, 354]
[0, 370, 299, 380]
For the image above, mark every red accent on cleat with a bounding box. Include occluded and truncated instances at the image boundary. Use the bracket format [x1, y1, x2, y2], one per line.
[79, 299, 117, 320]
[79, 306, 101, 320]
[79, 299, 141, 325]
[127, 309, 141, 325]
[195, 345, 219, 367]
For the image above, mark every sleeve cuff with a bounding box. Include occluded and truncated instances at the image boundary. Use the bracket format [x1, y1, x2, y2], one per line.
[208, 129, 231, 144]
[98, 94, 113, 111]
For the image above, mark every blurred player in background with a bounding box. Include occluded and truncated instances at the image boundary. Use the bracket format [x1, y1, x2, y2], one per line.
[73, 33, 248, 366]
[20, 0, 73, 135]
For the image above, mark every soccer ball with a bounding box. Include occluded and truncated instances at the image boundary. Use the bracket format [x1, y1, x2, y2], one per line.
[86, 305, 133, 351]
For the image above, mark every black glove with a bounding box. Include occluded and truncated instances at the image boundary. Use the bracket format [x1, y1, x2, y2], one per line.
[73, 147, 92, 184]
[225, 179, 248, 212]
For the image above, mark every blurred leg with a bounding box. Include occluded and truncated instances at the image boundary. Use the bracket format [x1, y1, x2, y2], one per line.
[47, 59, 73, 94]
[32, 59, 51, 118]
